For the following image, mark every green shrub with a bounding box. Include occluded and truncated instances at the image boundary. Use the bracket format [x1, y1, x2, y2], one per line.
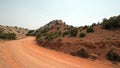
[101, 15, 120, 29]
[86, 27, 94, 33]
[72, 47, 89, 58]
[106, 48, 120, 62]
[45, 33, 56, 41]
[79, 33, 86, 38]
[0, 32, 16, 40]
[69, 27, 77, 37]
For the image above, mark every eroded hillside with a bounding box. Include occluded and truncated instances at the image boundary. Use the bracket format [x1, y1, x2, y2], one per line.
[32, 15, 120, 65]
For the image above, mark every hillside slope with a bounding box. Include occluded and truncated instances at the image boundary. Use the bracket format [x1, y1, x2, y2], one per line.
[0, 25, 28, 39]
[34, 15, 120, 66]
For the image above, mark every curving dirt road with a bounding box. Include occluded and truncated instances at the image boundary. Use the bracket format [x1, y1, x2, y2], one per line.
[0, 37, 113, 68]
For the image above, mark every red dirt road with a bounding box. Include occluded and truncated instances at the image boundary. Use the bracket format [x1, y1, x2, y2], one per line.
[0, 37, 113, 68]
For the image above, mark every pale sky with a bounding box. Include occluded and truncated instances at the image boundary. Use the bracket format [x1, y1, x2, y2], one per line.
[0, 0, 120, 29]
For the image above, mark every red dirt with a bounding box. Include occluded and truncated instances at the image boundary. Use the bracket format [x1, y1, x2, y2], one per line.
[38, 26, 120, 57]
[0, 37, 114, 68]
[37, 26, 120, 68]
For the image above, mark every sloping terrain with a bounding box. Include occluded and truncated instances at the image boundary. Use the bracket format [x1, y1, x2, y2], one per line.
[0, 25, 28, 39]
[0, 37, 114, 68]
[34, 15, 120, 66]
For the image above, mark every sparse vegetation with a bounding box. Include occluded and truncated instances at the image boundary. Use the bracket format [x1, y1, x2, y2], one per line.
[0, 28, 16, 40]
[34, 18, 120, 64]
[55, 31, 61, 36]
[41, 27, 49, 34]
[45, 33, 56, 41]
[0, 25, 28, 39]
[36, 32, 58, 42]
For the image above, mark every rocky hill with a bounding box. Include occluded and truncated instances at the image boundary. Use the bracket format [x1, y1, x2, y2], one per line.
[0, 25, 29, 39]
[32, 15, 120, 65]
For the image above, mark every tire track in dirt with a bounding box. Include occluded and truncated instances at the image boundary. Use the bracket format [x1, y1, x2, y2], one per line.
[2, 43, 21, 68]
